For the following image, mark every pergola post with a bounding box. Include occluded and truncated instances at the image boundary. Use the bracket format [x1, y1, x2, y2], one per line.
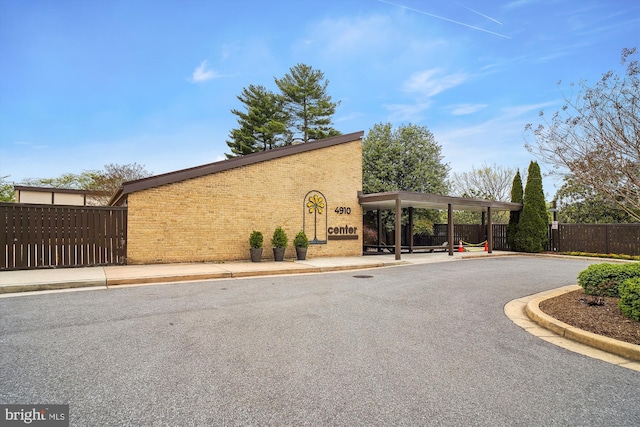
[487, 206, 493, 253]
[408, 207, 414, 253]
[395, 198, 402, 260]
[448, 203, 454, 256]
[377, 209, 382, 252]
[481, 211, 486, 243]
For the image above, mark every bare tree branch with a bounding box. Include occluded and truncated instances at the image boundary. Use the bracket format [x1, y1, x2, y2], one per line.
[449, 162, 516, 202]
[525, 47, 640, 221]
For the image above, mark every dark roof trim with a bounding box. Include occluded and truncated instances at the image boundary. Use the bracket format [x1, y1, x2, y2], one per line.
[14, 185, 97, 195]
[109, 131, 364, 206]
[358, 191, 523, 212]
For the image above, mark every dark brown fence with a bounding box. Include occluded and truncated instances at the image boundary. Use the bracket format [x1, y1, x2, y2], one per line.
[555, 224, 639, 255]
[410, 224, 488, 247]
[491, 223, 639, 255]
[1, 203, 127, 270]
[410, 223, 639, 255]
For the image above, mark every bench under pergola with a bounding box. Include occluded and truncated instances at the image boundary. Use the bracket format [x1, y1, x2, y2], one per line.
[358, 191, 523, 260]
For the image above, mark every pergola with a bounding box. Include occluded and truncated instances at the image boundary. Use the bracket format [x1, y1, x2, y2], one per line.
[358, 191, 523, 260]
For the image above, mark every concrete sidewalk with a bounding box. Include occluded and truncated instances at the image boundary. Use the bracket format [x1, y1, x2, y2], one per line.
[0, 250, 508, 294]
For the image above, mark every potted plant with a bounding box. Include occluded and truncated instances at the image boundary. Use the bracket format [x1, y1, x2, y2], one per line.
[293, 230, 309, 260]
[271, 226, 288, 261]
[249, 230, 263, 262]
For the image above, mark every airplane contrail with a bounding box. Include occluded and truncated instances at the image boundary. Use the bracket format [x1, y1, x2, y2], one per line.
[378, 0, 510, 39]
[459, 3, 503, 25]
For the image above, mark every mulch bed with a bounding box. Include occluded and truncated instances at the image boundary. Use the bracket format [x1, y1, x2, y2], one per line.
[539, 289, 640, 345]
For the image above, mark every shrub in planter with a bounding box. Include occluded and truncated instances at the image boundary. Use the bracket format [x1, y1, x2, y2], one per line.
[294, 231, 309, 260]
[293, 231, 309, 248]
[271, 226, 288, 261]
[577, 263, 640, 297]
[249, 230, 263, 248]
[249, 230, 263, 262]
[619, 277, 640, 322]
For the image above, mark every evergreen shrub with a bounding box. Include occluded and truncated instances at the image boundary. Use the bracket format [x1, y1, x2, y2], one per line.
[293, 230, 309, 248]
[577, 263, 640, 297]
[513, 162, 547, 253]
[507, 170, 523, 250]
[619, 277, 640, 321]
[271, 226, 288, 248]
[249, 230, 263, 248]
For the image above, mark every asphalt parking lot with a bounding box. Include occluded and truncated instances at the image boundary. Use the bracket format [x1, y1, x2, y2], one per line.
[1, 257, 639, 426]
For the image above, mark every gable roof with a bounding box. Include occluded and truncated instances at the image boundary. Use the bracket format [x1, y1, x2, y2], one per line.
[109, 131, 364, 206]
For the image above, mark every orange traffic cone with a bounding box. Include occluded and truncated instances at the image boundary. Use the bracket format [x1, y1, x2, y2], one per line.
[458, 240, 464, 252]
[484, 241, 488, 252]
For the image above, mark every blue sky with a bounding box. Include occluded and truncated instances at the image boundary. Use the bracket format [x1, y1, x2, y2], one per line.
[1, 0, 638, 197]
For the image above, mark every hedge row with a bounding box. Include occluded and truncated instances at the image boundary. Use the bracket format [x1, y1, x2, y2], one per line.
[577, 263, 640, 297]
[619, 278, 640, 321]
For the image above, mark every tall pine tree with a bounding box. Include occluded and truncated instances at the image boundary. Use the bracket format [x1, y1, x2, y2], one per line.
[226, 85, 289, 158]
[514, 161, 548, 252]
[506, 170, 523, 250]
[274, 64, 340, 143]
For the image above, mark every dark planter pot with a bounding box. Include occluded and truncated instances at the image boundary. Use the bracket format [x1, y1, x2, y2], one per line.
[250, 247, 262, 262]
[295, 246, 307, 260]
[273, 247, 286, 262]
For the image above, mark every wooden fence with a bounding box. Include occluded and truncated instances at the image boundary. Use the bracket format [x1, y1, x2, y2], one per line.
[388, 224, 488, 247]
[408, 223, 639, 256]
[1, 203, 127, 270]
[491, 223, 638, 255]
[553, 223, 639, 255]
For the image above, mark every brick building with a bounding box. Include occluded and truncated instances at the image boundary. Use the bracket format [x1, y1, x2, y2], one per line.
[109, 132, 364, 264]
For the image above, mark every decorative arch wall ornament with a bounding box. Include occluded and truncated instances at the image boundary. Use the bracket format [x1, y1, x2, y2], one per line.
[303, 190, 328, 244]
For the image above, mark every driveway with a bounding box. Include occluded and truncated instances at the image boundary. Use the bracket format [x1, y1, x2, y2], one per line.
[1, 257, 639, 425]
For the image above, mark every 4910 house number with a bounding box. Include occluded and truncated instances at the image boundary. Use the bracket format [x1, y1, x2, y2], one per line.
[328, 206, 358, 240]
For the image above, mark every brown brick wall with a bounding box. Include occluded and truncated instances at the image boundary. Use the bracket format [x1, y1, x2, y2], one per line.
[126, 139, 363, 264]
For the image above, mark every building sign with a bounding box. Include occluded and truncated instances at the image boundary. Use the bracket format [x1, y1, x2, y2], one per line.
[327, 225, 358, 240]
[303, 190, 359, 243]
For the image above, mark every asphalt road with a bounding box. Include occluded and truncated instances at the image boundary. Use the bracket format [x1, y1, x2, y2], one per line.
[1, 257, 639, 426]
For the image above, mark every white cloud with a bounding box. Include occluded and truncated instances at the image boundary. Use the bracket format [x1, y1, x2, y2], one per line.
[334, 111, 365, 123]
[384, 101, 432, 122]
[403, 69, 468, 97]
[190, 60, 220, 83]
[449, 104, 488, 115]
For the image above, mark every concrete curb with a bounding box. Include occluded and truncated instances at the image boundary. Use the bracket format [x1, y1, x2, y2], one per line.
[0, 282, 106, 294]
[106, 262, 406, 287]
[525, 285, 640, 362]
[0, 268, 107, 294]
[106, 272, 232, 286]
